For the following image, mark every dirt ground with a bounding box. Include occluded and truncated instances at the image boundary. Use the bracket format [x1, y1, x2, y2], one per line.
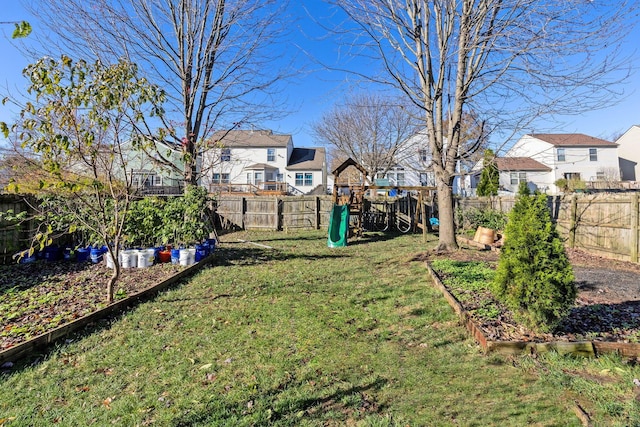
[424, 246, 640, 342]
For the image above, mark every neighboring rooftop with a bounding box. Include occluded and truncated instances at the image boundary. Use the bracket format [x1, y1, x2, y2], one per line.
[213, 130, 291, 147]
[495, 157, 552, 171]
[287, 147, 326, 170]
[529, 133, 617, 147]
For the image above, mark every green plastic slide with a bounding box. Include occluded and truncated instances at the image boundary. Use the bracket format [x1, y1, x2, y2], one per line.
[327, 204, 349, 247]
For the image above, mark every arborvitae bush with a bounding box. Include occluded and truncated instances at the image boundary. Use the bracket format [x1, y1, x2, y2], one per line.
[492, 185, 576, 331]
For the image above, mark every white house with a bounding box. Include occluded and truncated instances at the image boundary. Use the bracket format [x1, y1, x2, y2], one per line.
[204, 129, 328, 195]
[374, 129, 461, 193]
[494, 157, 552, 193]
[616, 125, 640, 181]
[497, 133, 619, 194]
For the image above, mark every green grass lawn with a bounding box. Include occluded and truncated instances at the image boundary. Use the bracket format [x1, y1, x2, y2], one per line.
[0, 230, 612, 426]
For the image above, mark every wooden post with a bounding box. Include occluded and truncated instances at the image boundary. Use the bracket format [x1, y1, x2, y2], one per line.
[420, 190, 427, 242]
[315, 196, 321, 229]
[631, 193, 639, 262]
[569, 195, 577, 248]
[242, 197, 246, 230]
[275, 197, 281, 232]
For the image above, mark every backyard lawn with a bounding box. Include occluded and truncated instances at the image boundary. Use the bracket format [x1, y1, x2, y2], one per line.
[0, 230, 637, 426]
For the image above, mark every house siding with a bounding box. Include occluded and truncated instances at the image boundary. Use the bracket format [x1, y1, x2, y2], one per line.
[617, 125, 640, 181]
[503, 134, 619, 195]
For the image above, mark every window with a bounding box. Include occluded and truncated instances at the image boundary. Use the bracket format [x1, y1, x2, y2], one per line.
[564, 172, 581, 180]
[418, 149, 429, 162]
[295, 173, 313, 186]
[420, 172, 435, 186]
[510, 172, 526, 185]
[254, 172, 263, 185]
[589, 148, 597, 161]
[557, 148, 565, 162]
[221, 148, 231, 162]
[386, 172, 405, 186]
[211, 173, 229, 184]
[132, 171, 160, 187]
[596, 171, 605, 181]
[267, 148, 275, 162]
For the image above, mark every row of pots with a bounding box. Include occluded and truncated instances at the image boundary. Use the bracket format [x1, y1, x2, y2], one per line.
[16, 238, 217, 267]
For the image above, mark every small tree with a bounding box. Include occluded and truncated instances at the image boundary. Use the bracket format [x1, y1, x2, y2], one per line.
[2, 55, 165, 303]
[476, 149, 499, 197]
[492, 183, 576, 331]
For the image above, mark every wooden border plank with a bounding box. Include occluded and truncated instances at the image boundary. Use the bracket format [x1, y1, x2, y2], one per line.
[425, 261, 636, 358]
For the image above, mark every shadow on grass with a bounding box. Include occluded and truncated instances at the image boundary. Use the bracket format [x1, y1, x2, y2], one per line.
[172, 377, 389, 426]
[213, 245, 350, 268]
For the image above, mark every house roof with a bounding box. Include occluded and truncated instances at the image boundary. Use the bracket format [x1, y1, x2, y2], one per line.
[331, 157, 368, 177]
[495, 157, 552, 171]
[212, 129, 291, 148]
[287, 147, 326, 170]
[530, 133, 617, 147]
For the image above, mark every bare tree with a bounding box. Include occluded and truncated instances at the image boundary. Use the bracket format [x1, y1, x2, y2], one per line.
[312, 93, 419, 181]
[331, 0, 637, 251]
[24, 0, 293, 188]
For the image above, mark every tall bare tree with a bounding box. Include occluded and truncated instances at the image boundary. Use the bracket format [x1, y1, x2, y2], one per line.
[25, 0, 293, 188]
[312, 93, 419, 181]
[332, 0, 636, 251]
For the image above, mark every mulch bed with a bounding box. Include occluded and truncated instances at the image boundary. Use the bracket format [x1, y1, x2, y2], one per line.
[0, 261, 186, 351]
[423, 247, 640, 344]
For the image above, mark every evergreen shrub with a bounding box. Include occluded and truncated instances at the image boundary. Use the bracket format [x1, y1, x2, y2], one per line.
[492, 184, 576, 331]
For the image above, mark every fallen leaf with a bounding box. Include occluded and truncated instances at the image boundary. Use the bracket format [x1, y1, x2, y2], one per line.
[199, 363, 213, 370]
[76, 386, 90, 392]
[102, 397, 113, 409]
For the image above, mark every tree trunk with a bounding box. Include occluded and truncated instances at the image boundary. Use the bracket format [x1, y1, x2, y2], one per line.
[106, 256, 121, 303]
[435, 177, 459, 252]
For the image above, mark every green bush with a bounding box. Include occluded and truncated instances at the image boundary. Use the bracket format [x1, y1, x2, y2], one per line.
[492, 187, 575, 332]
[459, 207, 507, 231]
[123, 186, 212, 247]
[124, 196, 166, 247]
[477, 149, 499, 197]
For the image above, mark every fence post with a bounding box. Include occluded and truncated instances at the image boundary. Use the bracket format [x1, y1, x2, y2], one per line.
[315, 196, 320, 229]
[276, 197, 281, 231]
[242, 197, 246, 230]
[569, 195, 577, 248]
[631, 193, 639, 263]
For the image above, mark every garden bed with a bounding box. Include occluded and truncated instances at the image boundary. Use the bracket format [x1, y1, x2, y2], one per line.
[0, 257, 213, 363]
[425, 247, 640, 357]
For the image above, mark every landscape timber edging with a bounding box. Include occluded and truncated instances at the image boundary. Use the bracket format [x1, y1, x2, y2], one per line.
[0, 254, 215, 365]
[425, 261, 640, 358]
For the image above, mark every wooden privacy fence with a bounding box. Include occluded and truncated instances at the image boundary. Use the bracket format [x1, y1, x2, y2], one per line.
[456, 194, 640, 263]
[4, 192, 640, 264]
[215, 195, 334, 231]
[0, 194, 34, 263]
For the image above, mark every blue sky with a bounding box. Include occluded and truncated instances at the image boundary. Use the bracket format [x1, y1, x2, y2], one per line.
[1, 0, 639, 150]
